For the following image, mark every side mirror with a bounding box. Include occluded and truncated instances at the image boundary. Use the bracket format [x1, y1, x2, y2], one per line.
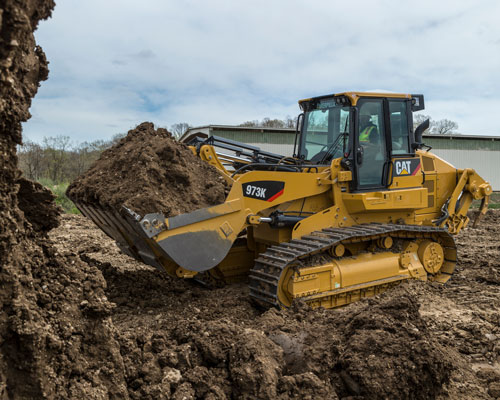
[411, 94, 425, 111]
[296, 113, 304, 133]
[293, 113, 305, 157]
[411, 119, 430, 150]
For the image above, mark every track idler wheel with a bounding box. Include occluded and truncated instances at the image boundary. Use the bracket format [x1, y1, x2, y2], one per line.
[417, 240, 444, 274]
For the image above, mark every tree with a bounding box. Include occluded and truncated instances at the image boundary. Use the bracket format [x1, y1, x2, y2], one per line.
[42, 135, 71, 182]
[413, 114, 431, 131]
[261, 118, 286, 128]
[239, 120, 260, 127]
[413, 114, 459, 135]
[431, 119, 458, 135]
[239, 117, 296, 129]
[284, 115, 297, 129]
[18, 135, 123, 184]
[170, 123, 191, 139]
[18, 140, 44, 180]
[70, 140, 109, 178]
[110, 132, 126, 146]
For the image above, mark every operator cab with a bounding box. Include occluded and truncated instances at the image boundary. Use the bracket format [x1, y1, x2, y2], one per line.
[296, 92, 425, 191]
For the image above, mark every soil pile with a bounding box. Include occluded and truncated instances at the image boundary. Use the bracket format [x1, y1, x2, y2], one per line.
[0, 1, 128, 397]
[67, 122, 229, 217]
[256, 290, 452, 399]
[16, 177, 62, 232]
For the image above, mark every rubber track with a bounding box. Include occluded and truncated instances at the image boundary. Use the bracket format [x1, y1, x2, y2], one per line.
[248, 223, 455, 308]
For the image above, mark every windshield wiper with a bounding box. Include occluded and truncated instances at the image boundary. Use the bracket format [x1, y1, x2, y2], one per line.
[319, 131, 348, 164]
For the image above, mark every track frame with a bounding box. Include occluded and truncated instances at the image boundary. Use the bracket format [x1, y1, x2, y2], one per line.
[249, 223, 456, 309]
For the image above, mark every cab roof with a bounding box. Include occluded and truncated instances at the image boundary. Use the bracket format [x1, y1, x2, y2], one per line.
[298, 91, 412, 107]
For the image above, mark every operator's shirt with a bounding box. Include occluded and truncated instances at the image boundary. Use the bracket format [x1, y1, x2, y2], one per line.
[360, 125, 377, 143]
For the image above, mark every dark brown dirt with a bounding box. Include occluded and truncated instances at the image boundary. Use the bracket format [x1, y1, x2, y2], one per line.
[0, 1, 128, 398]
[16, 177, 62, 232]
[67, 122, 229, 217]
[47, 211, 500, 399]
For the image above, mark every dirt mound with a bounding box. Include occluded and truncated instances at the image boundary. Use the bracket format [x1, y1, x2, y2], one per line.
[334, 293, 452, 398]
[262, 288, 453, 399]
[67, 122, 229, 217]
[0, 0, 53, 266]
[1, 239, 129, 398]
[0, 1, 128, 398]
[16, 177, 62, 232]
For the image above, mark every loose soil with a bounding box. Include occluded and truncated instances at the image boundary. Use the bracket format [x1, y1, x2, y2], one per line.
[46, 211, 500, 399]
[1, 1, 140, 398]
[16, 177, 62, 233]
[66, 122, 229, 217]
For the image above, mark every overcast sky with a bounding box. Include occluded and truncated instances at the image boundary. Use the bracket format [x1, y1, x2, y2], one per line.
[23, 0, 500, 143]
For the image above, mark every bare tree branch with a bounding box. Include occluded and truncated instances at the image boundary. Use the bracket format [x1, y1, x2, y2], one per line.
[413, 114, 458, 135]
[431, 119, 459, 135]
[170, 123, 191, 138]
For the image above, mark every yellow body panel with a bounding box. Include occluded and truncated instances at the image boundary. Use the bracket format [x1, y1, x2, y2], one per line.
[342, 188, 428, 213]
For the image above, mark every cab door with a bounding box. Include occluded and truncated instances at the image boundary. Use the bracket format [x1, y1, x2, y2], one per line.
[354, 98, 390, 190]
[387, 99, 423, 190]
[346, 97, 428, 216]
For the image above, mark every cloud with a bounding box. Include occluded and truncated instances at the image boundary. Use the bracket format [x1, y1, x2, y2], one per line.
[23, 0, 500, 142]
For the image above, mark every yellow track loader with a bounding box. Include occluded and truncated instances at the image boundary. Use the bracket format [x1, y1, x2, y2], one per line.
[71, 92, 492, 309]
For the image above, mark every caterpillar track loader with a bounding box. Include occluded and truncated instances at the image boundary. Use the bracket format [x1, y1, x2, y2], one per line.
[71, 92, 492, 309]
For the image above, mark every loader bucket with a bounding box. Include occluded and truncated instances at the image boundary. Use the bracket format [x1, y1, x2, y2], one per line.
[73, 198, 245, 273]
[75, 202, 165, 270]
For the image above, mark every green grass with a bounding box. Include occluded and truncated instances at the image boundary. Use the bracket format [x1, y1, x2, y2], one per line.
[38, 178, 80, 214]
[471, 192, 500, 210]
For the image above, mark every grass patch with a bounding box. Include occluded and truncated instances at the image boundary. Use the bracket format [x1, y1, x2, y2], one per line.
[471, 192, 500, 210]
[38, 178, 80, 214]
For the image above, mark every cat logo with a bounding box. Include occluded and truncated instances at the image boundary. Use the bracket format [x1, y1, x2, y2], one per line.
[393, 159, 421, 177]
[395, 160, 411, 175]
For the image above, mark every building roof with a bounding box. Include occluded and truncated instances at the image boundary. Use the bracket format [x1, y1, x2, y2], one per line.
[422, 133, 500, 141]
[185, 124, 296, 133]
[180, 125, 297, 142]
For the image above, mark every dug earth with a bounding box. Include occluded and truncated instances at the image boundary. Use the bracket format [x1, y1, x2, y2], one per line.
[44, 211, 500, 399]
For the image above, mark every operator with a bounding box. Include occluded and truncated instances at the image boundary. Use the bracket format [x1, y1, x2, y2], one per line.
[358, 114, 382, 178]
[359, 114, 379, 144]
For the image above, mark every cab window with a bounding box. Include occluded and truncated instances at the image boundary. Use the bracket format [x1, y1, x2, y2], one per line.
[300, 100, 350, 163]
[357, 99, 386, 187]
[389, 100, 410, 154]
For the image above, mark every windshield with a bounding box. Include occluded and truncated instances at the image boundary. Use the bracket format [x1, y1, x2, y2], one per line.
[299, 100, 350, 163]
